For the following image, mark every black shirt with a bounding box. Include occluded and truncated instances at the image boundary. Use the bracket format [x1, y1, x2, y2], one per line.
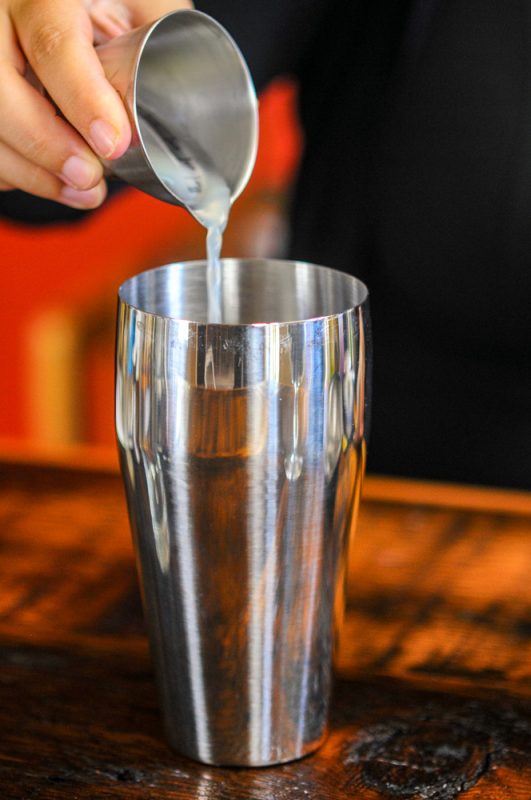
[193, 0, 531, 489]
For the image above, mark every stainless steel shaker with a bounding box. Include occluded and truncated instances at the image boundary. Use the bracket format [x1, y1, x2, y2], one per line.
[96, 9, 258, 208]
[116, 258, 370, 767]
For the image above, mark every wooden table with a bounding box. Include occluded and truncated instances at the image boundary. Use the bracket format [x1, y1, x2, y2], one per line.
[0, 448, 530, 799]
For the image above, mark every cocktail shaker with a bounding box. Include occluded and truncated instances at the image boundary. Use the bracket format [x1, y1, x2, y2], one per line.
[116, 258, 371, 766]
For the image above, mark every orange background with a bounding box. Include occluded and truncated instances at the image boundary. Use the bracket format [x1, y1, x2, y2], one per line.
[0, 81, 301, 447]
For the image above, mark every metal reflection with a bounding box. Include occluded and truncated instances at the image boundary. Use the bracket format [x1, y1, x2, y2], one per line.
[116, 258, 370, 766]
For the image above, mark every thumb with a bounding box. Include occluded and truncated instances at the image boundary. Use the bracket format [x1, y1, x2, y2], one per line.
[84, 0, 133, 44]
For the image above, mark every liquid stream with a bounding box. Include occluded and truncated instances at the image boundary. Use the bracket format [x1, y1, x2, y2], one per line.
[141, 116, 231, 324]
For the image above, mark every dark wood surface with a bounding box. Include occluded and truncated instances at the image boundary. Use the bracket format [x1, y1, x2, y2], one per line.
[0, 451, 530, 799]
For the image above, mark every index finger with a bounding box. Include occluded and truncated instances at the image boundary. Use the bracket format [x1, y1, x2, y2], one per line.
[13, 0, 132, 160]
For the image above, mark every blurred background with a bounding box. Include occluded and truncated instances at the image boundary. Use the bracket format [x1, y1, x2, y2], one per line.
[0, 80, 301, 451]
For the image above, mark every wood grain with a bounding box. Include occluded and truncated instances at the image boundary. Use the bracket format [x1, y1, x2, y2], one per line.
[0, 458, 529, 798]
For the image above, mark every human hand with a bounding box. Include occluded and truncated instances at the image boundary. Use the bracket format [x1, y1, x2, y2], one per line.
[0, 0, 192, 209]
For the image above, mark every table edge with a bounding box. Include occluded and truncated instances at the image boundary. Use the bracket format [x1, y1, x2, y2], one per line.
[1, 438, 531, 516]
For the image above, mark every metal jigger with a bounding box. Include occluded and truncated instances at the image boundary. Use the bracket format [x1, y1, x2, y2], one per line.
[96, 10, 258, 208]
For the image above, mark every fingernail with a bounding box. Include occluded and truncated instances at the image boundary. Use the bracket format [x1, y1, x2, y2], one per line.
[61, 155, 99, 190]
[60, 184, 106, 209]
[89, 118, 118, 159]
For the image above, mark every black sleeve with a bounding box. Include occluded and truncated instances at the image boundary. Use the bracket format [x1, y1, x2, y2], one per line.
[193, 0, 330, 91]
[0, 179, 127, 226]
[0, 191, 89, 226]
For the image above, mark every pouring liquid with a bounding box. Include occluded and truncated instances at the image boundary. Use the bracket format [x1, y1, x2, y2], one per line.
[195, 181, 230, 325]
[139, 113, 231, 324]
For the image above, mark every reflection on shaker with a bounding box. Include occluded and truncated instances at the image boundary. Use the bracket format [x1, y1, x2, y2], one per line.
[325, 374, 344, 478]
[116, 259, 370, 767]
[282, 327, 307, 482]
[342, 346, 356, 444]
[284, 379, 304, 482]
[142, 454, 170, 574]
